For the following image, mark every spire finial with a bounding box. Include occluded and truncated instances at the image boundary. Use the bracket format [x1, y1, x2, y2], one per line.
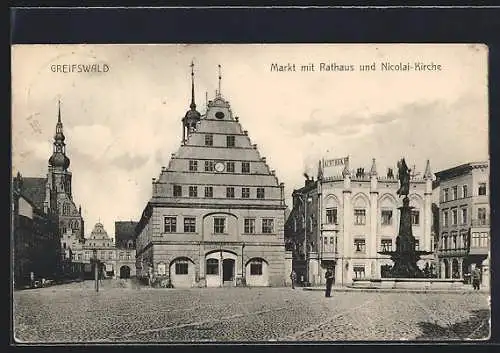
[190, 61, 196, 109]
[424, 159, 432, 180]
[217, 64, 222, 97]
[57, 99, 62, 123]
[370, 158, 377, 176]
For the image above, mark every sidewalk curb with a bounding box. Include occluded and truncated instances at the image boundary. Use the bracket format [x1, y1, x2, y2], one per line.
[302, 287, 489, 294]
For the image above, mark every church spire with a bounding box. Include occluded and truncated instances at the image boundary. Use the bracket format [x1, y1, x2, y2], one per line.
[190, 61, 196, 110]
[49, 99, 70, 170]
[217, 64, 222, 98]
[317, 160, 324, 180]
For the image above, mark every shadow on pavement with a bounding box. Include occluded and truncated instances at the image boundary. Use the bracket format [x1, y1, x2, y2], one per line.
[415, 309, 490, 340]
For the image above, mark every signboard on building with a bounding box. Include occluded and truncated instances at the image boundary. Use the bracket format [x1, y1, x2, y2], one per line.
[157, 262, 166, 275]
[322, 156, 349, 178]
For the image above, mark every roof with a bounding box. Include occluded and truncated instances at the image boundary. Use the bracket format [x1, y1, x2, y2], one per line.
[19, 177, 47, 210]
[434, 161, 489, 181]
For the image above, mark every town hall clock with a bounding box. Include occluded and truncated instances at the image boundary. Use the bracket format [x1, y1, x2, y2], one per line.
[214, 162, 225, 172]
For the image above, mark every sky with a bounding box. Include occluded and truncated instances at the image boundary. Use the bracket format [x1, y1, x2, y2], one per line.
[11, 44, 488, 238]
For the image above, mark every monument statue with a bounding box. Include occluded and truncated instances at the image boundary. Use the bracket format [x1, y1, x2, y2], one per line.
[396, 158, 410, 197]
[378, 158, 432, 278]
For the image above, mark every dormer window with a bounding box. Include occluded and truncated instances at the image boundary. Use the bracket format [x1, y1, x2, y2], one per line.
[226, 135, 235, 147]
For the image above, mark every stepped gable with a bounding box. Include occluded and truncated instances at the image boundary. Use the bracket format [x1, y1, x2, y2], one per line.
[153, 93, 282, 198]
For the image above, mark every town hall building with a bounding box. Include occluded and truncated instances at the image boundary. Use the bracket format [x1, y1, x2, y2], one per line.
[135, 65, 287, 288]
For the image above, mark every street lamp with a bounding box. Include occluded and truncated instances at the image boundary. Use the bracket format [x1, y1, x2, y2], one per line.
[296, 192, 313, 285]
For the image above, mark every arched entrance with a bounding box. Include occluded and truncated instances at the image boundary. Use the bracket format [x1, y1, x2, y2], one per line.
[452, 259, 459, 278]
[443, 259, 450, 279]
[245, 258, 269, 286]
[205, 250, 237, 287]
[169, 257, 196, 288]
[120, 265, 131, 279]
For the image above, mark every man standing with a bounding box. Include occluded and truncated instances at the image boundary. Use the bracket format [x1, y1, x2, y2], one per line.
[290, 270, 297, 289]
[325, 267, 334, 297]
[472, 267, 481, 291]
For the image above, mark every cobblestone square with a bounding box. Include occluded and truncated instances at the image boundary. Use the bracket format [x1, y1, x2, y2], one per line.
[13, 282, 490, 343]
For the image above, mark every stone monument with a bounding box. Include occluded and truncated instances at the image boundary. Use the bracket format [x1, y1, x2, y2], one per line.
[378, 158, 432, 278]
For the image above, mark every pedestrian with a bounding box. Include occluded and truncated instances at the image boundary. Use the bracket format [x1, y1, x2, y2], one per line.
[300, 274, 305, 287]
[290, 270, 297, 289]
[325, 268, 334, 297]
[30, 271, 35, 288]
[472, 267, 481, 291]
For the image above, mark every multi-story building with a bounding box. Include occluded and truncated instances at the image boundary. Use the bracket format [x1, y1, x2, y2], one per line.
[69, 222, 136, 279]
[135, 66, 287, 288]
[285, 157, 435, 286]
[434, 161, 490, 288]
[12, 173, 60, 288]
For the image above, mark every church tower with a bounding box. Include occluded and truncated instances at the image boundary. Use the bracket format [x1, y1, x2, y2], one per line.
[47, 100, 84, 241]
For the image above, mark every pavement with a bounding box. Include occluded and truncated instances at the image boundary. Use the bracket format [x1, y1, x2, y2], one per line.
[13, 281, 490, 343]
[303, 285, 490, 294]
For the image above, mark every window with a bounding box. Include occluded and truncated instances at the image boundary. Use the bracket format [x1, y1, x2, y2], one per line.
[326, 208, 338, 224]
[214, 218, 226, 234]
[443, 188, 449, 202]
[63, 242, 66, 249]
[108, 252, 113, 260]
[175, 260, 189, 275]
[62, 203, 70, 215]
[126, 252, 131, 260]
[184, 217, 196, 233]
[206, 259, 219, 275]
[226, 187, 235, 198]
[354, 209, 366, 225]
[244, 218, 255, 234]
[250, 260, 263, 275]
[443, 210, 449, 227]
[226, 135, 235, 147]
[164, 217, 177, 233]
[256, 188, 265, 199]
[452, 209, 458, 225]
[452, 186, 458, 200]
[354, 239, 366, 253]
[189, 160, 198, 172]
[241, 187, 250, 199]
[119, 252, 124, 260]
[187, 186, 197, 197]
[226, 162, 235, 173]
[242, 162, 250, 174]
[478, 183, 487, 196]
[262, 218, 274, 234]
[415, 239, 420, 250]
[381, 239, 392, 251]
[353, 266, 365, 279]
[205, 160, 214, 172]
[204, 186, 213, 198]
[462, 185, 468, 198]
[381, 210, 393, 225]
[462, 208, 468, 224]
[411, 210, 420, 226]
[205, 134, 213, 146]
[173, 185, 182, 197]
[478, 208, 487, 225]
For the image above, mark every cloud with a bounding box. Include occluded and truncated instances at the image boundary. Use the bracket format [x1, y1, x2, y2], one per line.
[296, 100, 443, 138]
[111, 153, 150, 170]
